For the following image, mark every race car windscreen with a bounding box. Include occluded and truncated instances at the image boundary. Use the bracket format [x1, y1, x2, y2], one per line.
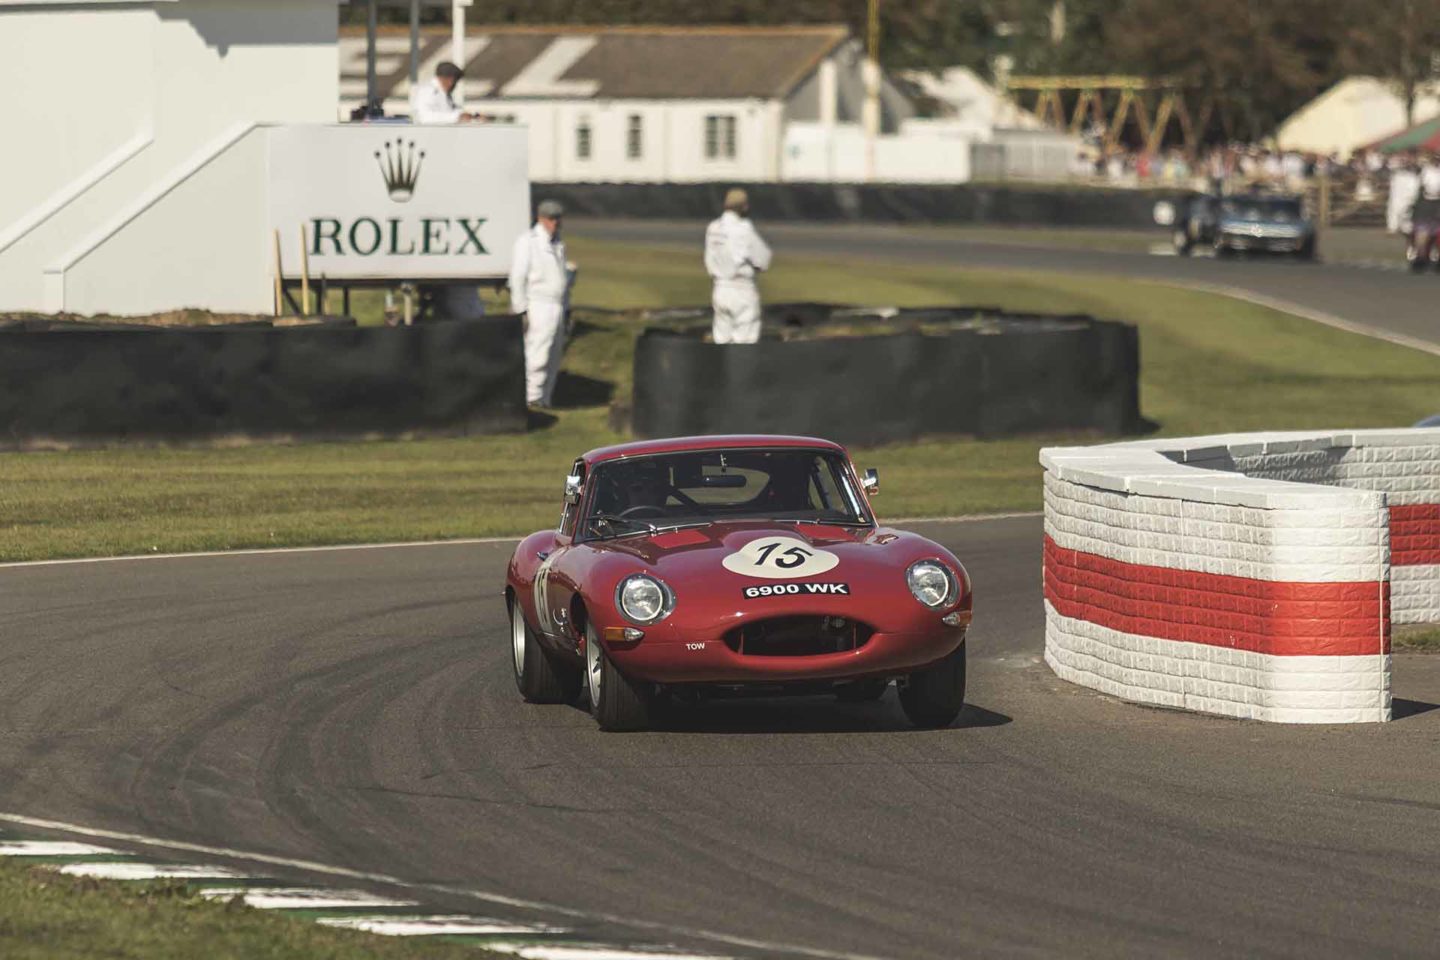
[582, 449, 872, 539]
[1220, 198, 1303, 222]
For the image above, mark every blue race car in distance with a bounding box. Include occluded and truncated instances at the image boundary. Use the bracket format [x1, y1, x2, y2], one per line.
[1173, 193, 1317, 260]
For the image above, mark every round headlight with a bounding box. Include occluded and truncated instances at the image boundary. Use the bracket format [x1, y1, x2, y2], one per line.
[616, 574, 673, 625]
[906, 560, 955, 609]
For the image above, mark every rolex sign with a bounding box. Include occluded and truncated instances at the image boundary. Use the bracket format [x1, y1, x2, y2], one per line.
[267, 124, 530, 281]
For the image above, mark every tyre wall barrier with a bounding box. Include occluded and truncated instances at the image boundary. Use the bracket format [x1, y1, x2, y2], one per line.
[631, 306, 1141, 446]
[0, 317, 526, 447]
[1041, 429, 1440, 724]
[539, 182, 1192, 228]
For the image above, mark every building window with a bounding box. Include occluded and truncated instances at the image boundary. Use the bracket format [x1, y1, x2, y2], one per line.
[626, 114, 643, 160]
[704, 114, 737, 160]
[576, 118, 592, 160]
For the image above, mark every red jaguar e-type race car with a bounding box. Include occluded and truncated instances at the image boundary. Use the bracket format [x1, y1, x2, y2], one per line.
[504, 435, 973, 731]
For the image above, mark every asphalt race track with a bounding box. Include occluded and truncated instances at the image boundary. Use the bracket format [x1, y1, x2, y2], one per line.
[4, 518, 1440, 959]
[571, 219, 1440, 353]
[5, 231, 1440, 958]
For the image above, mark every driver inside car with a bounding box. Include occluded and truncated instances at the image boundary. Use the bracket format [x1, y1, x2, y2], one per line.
[760, 457, 813, 512]
[596, 461, 672, 520]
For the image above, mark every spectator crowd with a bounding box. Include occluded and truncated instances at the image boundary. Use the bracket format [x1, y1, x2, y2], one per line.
[1071, 134, 1440, 235]
[1072, 141, 1428, 192]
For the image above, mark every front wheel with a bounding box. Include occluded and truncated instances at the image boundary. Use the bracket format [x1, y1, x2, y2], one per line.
[511, 598, 580, 704]
[585, 622, 652, 732]
[899, 639, 966, 729]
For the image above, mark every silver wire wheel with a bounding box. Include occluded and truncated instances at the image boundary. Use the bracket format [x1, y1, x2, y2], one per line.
[511, 599, 527, 678]
[586, 622, 602, 706]
[510, 597, 580, 704]
[584, 621, 651, 732]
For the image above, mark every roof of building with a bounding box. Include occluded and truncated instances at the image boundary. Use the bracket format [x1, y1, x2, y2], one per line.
[341, 24, 852, 102]
[1363, 115, 1440, 154]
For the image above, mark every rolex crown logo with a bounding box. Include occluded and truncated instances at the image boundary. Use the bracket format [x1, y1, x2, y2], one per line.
[374, 139, 425, 202]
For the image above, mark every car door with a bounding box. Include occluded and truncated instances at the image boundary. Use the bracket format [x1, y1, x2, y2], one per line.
[533, 460, 585, 647]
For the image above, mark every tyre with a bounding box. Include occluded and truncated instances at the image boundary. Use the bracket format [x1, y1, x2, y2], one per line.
[511, 597, 580, 704]
[1297, 239, 1317, 261]
[1213, 240, 1233, 258]
[899, 639, 967, 729]
[585, 621, 651, 732]
[835, 678, 890, 702]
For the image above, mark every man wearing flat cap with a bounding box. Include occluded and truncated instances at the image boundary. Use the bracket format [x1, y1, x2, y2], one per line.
[509, 200, 577, 408]
[704, 188, 772, 343]
[410, 61, 476, 124]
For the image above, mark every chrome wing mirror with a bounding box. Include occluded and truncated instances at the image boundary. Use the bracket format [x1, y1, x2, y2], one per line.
[861, 468, 880, 496]
[564, 473, 583, 503]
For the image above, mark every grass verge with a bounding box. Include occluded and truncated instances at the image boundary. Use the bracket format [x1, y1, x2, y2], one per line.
[1394, 626, 1440, 653]
[0, 858, 497, 960]
[3, 236, 1440, 562]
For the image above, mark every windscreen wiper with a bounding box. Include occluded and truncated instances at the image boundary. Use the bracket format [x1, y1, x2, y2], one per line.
[650, 520, 711, 535]
[778, 518, 872, 527]
[587, 514, 658, 539]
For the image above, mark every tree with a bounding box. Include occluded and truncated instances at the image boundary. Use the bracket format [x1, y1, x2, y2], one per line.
[1103, 0, 1346, 141]
[1340, 0, 1440, 125]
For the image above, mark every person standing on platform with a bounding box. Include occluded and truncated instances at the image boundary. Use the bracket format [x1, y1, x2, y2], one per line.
[704, 188, 772, 344]
[410, 61, 476, 124]
[509, 200, 575, 409]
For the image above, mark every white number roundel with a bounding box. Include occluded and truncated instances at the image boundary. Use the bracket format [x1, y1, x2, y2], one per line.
[721, 536, 840, 579]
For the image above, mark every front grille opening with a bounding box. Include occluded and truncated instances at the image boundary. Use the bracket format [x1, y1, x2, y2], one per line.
[723, 616, 875, 657]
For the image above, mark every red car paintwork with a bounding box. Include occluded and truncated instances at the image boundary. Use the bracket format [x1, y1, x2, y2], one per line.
[505, 437, 971, 687]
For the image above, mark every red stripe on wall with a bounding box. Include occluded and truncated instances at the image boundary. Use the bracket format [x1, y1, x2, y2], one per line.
[1044, 537, 1389, 656]
[1390, 504, 1440, 566]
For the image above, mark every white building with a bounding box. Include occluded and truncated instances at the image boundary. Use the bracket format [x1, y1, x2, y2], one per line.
[0, 0, 528, 316]
[1278, 76, 1440, 159]
[903, 66, 1045, 135]
[902, 65, 1077, 181]
[0, 0, 339, 314]
[339, 24, 977, 184]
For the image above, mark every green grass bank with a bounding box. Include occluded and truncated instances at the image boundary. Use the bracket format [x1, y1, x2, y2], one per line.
[3, 237, 1439, 562]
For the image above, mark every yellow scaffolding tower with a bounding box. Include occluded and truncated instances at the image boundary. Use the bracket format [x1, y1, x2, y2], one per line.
[1006, 75, 1215, 153]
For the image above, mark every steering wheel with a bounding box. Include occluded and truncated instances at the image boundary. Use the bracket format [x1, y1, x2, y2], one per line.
[618, 504, 666, 520]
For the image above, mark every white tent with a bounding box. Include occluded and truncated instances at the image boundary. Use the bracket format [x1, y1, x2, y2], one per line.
[1277, 76, 1440, 159]
[901, 66, 1044, 137]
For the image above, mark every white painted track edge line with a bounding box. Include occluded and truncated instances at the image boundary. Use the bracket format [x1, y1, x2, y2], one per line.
[1162, 279, 1440, 357]
[0, 536, 523, 569]
[0, 512, 1041, 570]
[886, 511, 1042, 524]
[0, 812, 889, 960]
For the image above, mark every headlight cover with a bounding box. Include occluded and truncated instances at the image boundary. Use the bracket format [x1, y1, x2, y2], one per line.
[615, 574, 675, 625]
[906, 560, 956, 609]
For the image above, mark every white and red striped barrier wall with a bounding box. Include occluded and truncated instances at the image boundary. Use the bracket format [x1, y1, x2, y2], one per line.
[1041, 430, 1440, 724]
